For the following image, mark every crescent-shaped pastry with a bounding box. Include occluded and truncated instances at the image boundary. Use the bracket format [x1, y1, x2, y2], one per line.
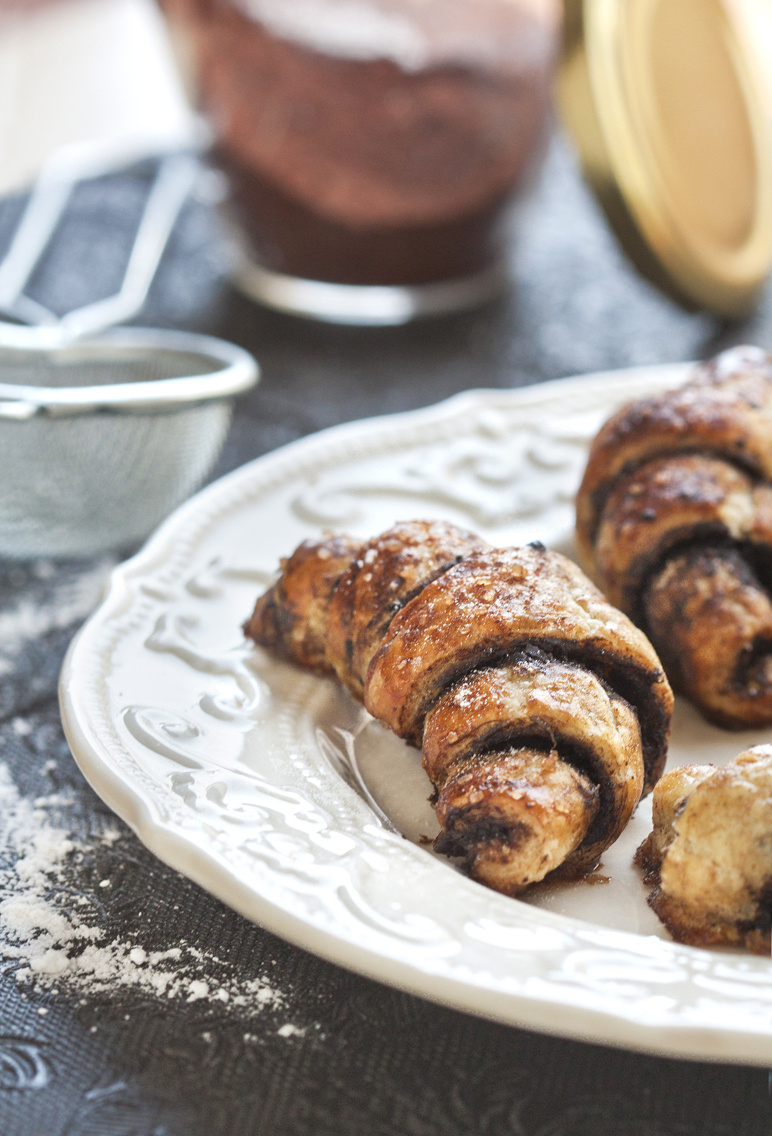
[246, 522, 672, 895]
[576, 345, 772, 727]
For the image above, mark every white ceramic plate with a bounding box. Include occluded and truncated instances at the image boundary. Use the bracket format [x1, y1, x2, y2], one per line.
[60, 364, 772, 1066]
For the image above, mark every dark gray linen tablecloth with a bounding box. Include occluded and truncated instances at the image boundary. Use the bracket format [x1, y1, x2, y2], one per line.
[0, 139, 771, 1136]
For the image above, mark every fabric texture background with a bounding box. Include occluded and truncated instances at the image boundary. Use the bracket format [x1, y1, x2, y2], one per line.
[0, 142, 770, 1135]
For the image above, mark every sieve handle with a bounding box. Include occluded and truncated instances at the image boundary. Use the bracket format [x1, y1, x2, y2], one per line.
[56, 153, 201, 341]
[0, 148, 201, 345]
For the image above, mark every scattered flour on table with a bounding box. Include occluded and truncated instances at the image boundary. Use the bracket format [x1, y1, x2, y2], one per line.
[276, 1023, 306, 1038]
[0, 760, 285, 1015]
[0, 560, 115, 676]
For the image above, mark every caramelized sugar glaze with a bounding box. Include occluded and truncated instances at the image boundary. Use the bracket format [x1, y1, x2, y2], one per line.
[577, 345, 772, 728]
[246, 521, 672, 896]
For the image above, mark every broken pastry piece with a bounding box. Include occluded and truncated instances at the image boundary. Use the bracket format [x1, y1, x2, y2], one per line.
[245, 520, 673, 897]
[576, 344, 772, 728]
[636, 747, 772, 953]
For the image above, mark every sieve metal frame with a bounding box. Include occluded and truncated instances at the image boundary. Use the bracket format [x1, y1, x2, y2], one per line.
[0, 327, 259, 420]
[0, 145, 258, 418]
[0, 146, 260, 557]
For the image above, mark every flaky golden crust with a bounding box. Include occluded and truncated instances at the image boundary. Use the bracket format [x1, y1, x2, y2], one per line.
[577, 345, 772, 566]
[636, 750, 772, 953]
[366, 544, 671, 792]
[423, 656, 644, 876]
[577, 345, 772, 727]
[326, 520, 486, 700]
[644, 548, 772, 729]
[434, 747, 599, 895]
[594, 455, 772, 616]
[246, 525, 672, 895]
[635, 763, 714, 881]
[243, 533, 360, 675]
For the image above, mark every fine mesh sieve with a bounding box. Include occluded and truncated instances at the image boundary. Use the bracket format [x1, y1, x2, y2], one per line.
[0, 145, 259, 557]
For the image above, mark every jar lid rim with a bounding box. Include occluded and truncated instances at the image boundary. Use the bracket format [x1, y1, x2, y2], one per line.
[557, 0, 772, 316]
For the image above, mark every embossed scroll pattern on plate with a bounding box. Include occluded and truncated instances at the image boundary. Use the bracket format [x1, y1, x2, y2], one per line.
[60, 365, 772, 1066]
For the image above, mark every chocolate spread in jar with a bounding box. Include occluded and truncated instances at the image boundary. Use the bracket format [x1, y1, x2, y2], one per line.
[163, 0, 560, 286]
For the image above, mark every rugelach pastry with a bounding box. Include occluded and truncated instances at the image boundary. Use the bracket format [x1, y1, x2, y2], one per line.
[576, 344, 772, 728]
[245, 520, 672, 896]
[636, 747, 772, 953]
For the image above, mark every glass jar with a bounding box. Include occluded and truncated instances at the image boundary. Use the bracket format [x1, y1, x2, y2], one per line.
[162, 0, 560, 322]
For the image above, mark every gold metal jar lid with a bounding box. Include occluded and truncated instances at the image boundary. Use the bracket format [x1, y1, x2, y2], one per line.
[557, 0, 772, 316]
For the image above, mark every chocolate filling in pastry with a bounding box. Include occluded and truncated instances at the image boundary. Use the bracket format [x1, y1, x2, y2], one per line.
[576, 344, 772, 728]
[246, 523, 672, 896]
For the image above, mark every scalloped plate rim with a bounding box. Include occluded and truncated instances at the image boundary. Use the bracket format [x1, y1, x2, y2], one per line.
[59, 360, 772, 1067]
